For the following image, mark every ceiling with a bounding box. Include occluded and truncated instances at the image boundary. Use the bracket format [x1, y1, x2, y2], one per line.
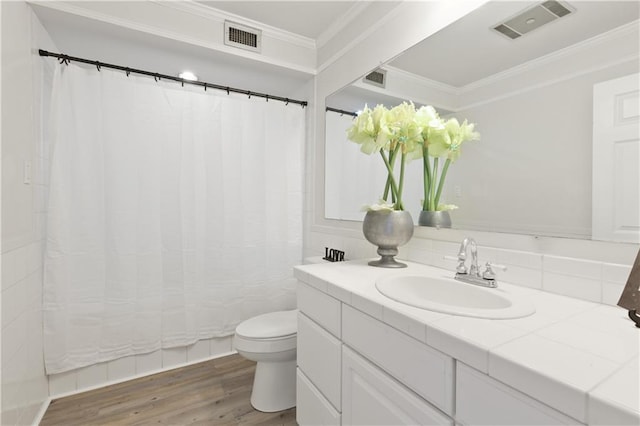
[196, 1, 364, 40]
[33, 1, 639, 90]
[389, 1, 640, 88]
[197, 0, 639, 88]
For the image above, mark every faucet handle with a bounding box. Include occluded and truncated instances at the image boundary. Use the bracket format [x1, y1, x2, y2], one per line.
[482, 262, 507, 280]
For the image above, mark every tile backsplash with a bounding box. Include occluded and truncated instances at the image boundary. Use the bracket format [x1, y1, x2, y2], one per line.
[306, 230, 633, 308]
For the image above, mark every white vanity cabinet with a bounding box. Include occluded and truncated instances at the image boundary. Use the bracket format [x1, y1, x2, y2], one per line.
[294, 262, 627, 425]
[456, 363, 581, 425]
[296, 281, 456, 425]
[296, 282, 342, 425]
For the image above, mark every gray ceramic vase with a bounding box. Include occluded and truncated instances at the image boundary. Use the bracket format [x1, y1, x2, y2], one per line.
[362, 210, 414, 268]
[418, 210, 452, 229]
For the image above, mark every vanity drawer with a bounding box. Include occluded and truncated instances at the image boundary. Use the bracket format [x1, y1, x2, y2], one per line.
[342, 305, 455, 416]
[297, 281, 341, 337]
[297, 368, 341, 426]
[342, 346, 453, 426]
[456, 362, 581, 425]
[297, 312, 342, 410]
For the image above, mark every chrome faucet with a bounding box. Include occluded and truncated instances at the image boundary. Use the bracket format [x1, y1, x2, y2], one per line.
[448, 237, 507, 288]
[457, 237, 479, 276]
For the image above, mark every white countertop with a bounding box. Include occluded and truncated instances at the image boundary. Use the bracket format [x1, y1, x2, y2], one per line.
[294, 259, 640, 425]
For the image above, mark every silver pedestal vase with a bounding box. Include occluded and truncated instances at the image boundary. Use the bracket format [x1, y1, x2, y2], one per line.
[418, 210, 451, 229]
[362, 210, 414, 268]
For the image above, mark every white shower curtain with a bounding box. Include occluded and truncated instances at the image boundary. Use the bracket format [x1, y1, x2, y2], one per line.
[43, 64, 304, 374]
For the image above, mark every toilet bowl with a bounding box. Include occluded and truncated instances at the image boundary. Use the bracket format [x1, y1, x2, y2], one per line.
[234, 309, 297, 412]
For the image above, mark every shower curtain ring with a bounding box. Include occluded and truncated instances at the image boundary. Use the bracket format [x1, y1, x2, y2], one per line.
[125, 68, 130, 77]
[226, 87, 230, 95]
[265, 95, 269, 102]
[96, 62, 101, 72]
[285, 98, 289, 106]
[204, 83, 207, 91]
[248, 91, 251, 99]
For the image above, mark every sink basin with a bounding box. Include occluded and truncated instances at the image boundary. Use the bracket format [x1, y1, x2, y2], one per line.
[375, 275, 535, 319]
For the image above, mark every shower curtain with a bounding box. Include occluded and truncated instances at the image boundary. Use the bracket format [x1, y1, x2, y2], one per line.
[43, 63, 304, 374]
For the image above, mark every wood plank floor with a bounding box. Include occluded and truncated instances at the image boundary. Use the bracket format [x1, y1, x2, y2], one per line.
[40, 354, 297, 425]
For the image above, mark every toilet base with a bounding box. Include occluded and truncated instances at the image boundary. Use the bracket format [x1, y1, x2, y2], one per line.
[250, 358, 296, 412]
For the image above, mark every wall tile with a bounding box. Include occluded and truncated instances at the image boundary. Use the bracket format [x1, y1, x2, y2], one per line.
[210, 336, 233, 357]
[500, 265, 542, 289]
[543, 272, 602, 303]
[162, 347, 187, 369]
[135, 350, 162, 375]
[2, 312, 26, 363]
[602, 263, 632, 284]
[544, 255, 603, 280]
[2, 346, 28, 425]
[186, 340, 210, 362]
[76, 363, 108, 391]
[1, 278, 27, 327]
[495, 248, 543, 269]
[1, 248, 19, 290]
[602, 282, 624, 306]
[48, 370, 77, 397]
[107, 356, 136, 382]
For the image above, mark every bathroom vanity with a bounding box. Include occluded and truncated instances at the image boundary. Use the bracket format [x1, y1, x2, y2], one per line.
[294, 260, 639, 425]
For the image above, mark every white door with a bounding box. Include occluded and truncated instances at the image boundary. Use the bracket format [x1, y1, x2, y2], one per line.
[592, 73, 640, 243]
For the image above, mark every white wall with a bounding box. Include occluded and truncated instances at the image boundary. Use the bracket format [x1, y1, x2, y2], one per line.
[446, 60, 638, 238]
[1, 2, 52, 424]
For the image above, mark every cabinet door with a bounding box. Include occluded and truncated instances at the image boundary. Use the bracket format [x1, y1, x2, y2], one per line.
[456, 362, 582, 425]
[298, 312, 342, 410]
[342, 305, 454, 415]
[297, 369, 340, 426]
[342, 347, 453, 426]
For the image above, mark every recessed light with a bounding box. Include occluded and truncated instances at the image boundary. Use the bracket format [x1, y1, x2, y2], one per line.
[525, 17, 536, 25]
[178, 71, 198, 81]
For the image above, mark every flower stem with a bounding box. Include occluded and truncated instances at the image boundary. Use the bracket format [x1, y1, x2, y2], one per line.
[397, 152, 407, 211]
[429, 157, 439, 211]
[382, 146, 398, 202]
[422, 145, 431, 210]
[379, 148, 403, 210]
[433, 158, 451, 210]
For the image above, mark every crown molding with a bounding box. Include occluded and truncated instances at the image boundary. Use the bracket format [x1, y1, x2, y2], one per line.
[460, 19, 640, 93]
[315, 1, 373, 50]
[29, 1, 316, 75]
[383, 65, 459, 95]
[155, 0, 316, 50]
[457, 53, 639, 111]
[317, 1, 405, 74]
[362, 19, 639, 111]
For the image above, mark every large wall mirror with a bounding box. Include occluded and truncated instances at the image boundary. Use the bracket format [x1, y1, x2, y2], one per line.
[325, 0, 639, 243]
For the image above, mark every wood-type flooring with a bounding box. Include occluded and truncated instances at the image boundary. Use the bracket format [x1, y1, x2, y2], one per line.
[40, 354, 297, 425]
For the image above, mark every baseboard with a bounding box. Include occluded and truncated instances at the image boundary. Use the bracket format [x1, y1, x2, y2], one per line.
[47, 349, 238, 400]
[32, 398, 52, 426]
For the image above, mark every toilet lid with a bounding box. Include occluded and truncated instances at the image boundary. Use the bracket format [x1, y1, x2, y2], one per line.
[236, 310, 297, 339]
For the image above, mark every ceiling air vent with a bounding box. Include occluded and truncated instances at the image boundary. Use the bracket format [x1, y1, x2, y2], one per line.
[492, 1, 574, 40]
[224, 21, 262, 53]
[363, 69, 387, 88]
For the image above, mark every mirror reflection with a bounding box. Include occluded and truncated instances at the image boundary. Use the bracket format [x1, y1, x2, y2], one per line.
[325, 0, 639, 242]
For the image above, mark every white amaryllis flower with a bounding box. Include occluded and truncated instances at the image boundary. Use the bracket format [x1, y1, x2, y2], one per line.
[344, 101, 479, 214]
[361, 200, 396, 212]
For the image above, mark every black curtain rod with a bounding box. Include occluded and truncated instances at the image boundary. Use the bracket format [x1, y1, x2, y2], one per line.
[39, 49, 307, 108]
[325, 106, 357, 117]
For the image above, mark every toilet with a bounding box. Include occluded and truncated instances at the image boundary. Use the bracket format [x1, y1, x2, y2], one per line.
[234, 309, 298, 412]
